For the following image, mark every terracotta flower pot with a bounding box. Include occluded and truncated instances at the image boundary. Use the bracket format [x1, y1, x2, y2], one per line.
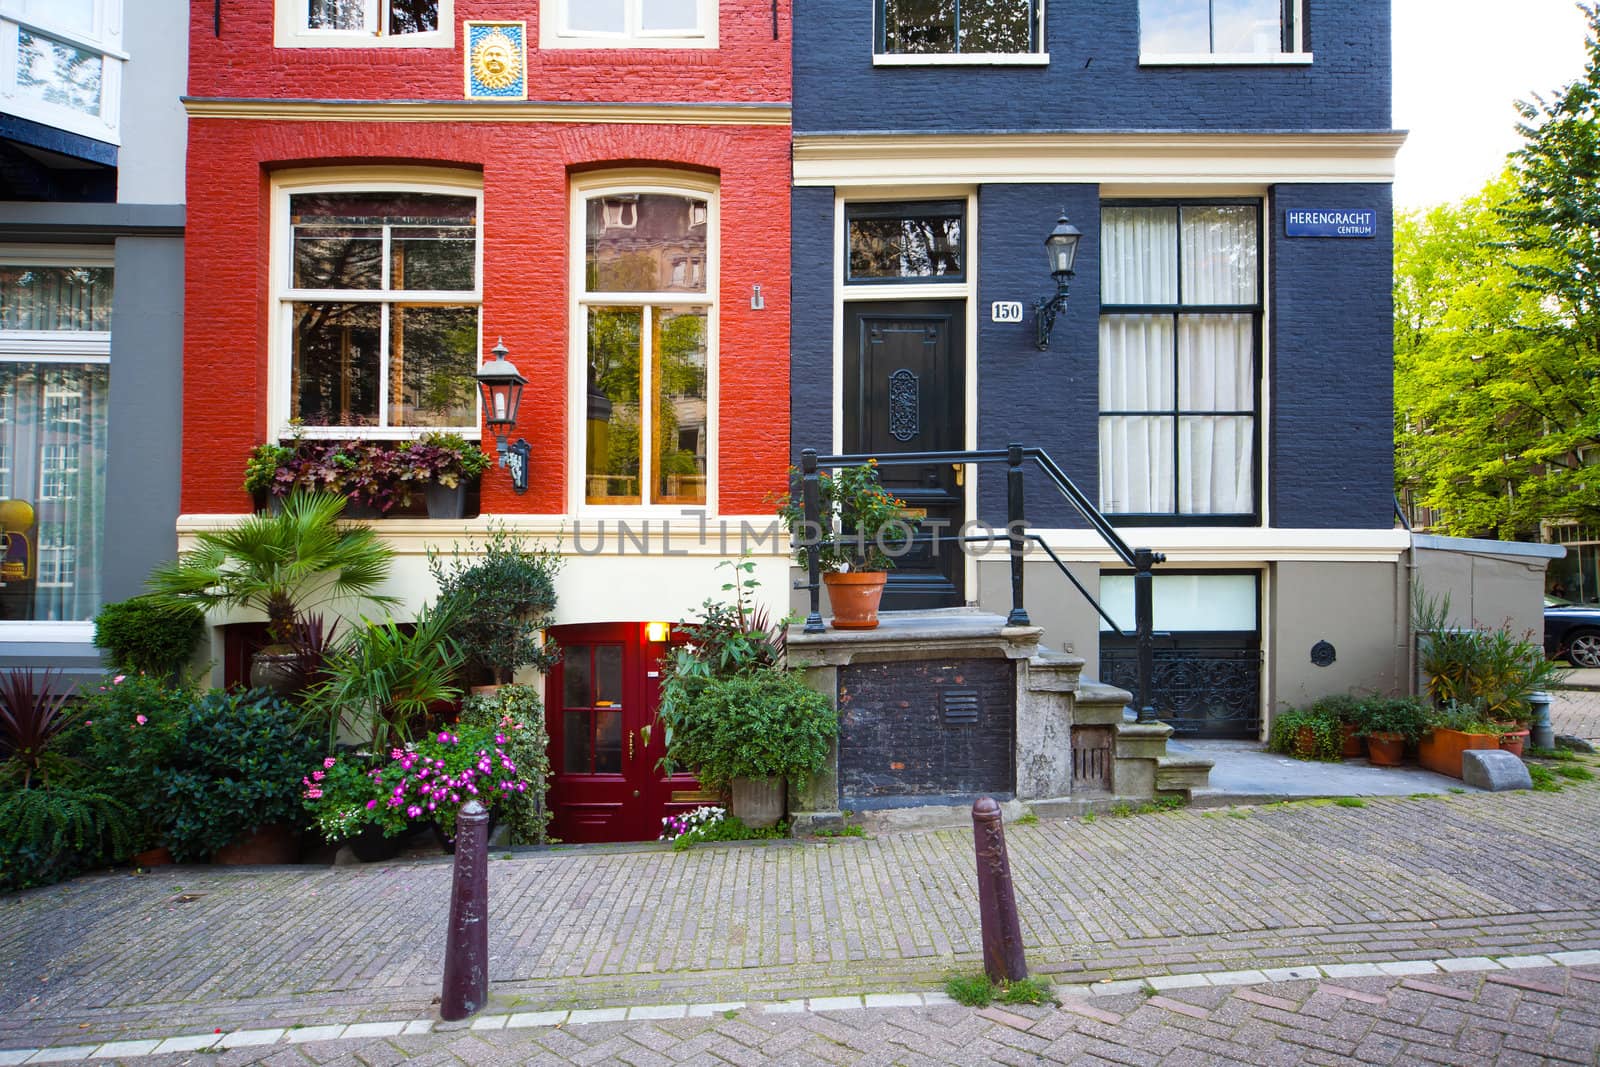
[213, 823, 299, 865]
[1498, 729, 1529, 757]
[823, 571, 889, 630]
[1340, 722, 1365, 758]
[1417, 728, 1500, 779]
[1366, 732, 1406, 767]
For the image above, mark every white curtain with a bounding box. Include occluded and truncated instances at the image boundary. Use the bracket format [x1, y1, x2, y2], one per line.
[1099, 205, 1256, 515]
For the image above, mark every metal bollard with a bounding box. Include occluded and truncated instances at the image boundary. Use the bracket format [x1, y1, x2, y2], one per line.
[440, 800, 490, 1021]
[1529, 691, 1554, 752]
[971, 796, 1027, 982]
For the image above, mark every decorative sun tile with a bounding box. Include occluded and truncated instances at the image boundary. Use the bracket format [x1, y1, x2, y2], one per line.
[464, 22, 526, 101]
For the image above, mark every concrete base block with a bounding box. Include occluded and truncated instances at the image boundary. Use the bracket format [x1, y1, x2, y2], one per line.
[789, 810, 845, 835]
[1461, 749, 1532, 792]
[856, 798, 1027, 834]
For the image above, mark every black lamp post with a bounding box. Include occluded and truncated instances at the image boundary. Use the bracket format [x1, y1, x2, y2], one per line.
[474, 337, 530, 494]
[1032, 212, 1082, 351]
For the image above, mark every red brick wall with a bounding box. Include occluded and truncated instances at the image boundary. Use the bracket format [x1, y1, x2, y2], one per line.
[181, 119, 791, 516]
[189, 1, 790, 104]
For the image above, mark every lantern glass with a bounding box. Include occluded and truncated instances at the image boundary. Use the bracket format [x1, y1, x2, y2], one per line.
[1045, 216, 1082, 277]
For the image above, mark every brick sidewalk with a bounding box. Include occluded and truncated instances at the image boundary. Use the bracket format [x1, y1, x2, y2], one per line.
[1550, 686, 1600, 741]
[3, 777, 1599, 1053]
[60, 965, 1600, 1066]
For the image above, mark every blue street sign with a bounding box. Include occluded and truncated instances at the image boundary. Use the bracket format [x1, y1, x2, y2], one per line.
[1284, 209, 1378, 238]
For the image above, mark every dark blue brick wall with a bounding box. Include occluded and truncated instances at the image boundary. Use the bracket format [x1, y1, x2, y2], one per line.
[794, 0, 1390, 134]
[976, 184, 1101, 529]
[791, 186, 836, 460]
[1269, 183, 1394, 529]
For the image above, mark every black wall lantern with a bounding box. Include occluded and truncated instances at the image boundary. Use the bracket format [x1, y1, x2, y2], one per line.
[474, 337, 531, 494]
[1032, 212, 1082, 351]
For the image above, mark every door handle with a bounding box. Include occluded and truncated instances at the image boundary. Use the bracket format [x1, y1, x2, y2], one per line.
[952, 463, 965, 488]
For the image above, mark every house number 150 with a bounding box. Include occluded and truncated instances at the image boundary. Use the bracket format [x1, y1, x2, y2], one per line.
[991, 301, 1024, 323]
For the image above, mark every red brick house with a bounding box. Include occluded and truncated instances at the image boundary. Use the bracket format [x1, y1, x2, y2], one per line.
[182, 0, 792, 841]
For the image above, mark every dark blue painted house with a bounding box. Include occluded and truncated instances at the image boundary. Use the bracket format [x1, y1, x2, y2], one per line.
[790, 0, 1407, 738]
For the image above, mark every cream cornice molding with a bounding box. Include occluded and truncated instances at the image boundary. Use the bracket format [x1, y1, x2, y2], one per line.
[182, 97, 791, 126]
[793, 130, 1407, 186]
[967, 527, 1412, 564]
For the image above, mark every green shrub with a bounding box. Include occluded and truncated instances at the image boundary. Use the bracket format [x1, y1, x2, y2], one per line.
[79, 676, 193, 853]
[459, 684, 552, 845]
[1356, 696, 1431, 742]
[0, 786, 131, 892]
[429, 527, 561, 685]
[669, 812, 787, 851]
[664, 668, 836, 790]
[1266, 706, 1343, 761]
[1414, 589, 1567, 724]
[93, 597, 205, 680]
[165, 689, 319, 861]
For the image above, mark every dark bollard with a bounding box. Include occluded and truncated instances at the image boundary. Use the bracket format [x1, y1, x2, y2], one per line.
[972, 796, 1028, 982]
[440, 800, 490, 1021]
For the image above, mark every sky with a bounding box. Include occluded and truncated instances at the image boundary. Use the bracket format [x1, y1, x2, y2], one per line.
[1392, 0, 1591, 210]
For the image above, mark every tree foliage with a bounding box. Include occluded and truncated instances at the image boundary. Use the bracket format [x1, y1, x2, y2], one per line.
[1395, 5, 1600, 538]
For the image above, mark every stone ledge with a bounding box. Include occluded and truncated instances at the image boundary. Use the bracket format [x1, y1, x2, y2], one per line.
[786, 609, 1043, 667]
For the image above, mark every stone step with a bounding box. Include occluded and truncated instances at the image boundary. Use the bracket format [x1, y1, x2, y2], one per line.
[1156, 754, 1215, 796]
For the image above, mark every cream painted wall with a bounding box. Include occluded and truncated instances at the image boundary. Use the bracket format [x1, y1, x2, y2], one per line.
[1269, 560, 1407, 716]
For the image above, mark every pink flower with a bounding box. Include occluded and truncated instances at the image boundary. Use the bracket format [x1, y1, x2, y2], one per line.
[366, 799, 378, 810]
[390, 748, 403, 760]
[495, 733, 507, 744]
[311, 770, 325, 781]
[113, 675, 126, 685]
[407, 805, 422, 818]
[306, 787, 322, 799]
[323, 757, 337, 769]
[83, 720, 93, 727]
[134, 714, 147, 725]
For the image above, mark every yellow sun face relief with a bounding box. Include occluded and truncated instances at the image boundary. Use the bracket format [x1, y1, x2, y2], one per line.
[465, 23, 526, 99]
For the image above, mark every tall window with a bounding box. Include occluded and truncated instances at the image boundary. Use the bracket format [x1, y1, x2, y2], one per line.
[1098, 203, 1259, 521]
[876, 0, 1041, 55]
[278, 0, 452, 45]
[305, 0, 436, 34]
[0, 260, 111, 624]
[577, 181, 714, 508]
[1139, 0, 1303, 56]
[277, 184, 481, 435]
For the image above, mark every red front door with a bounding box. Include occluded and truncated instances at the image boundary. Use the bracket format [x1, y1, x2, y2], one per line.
[546, 623, 704, 843]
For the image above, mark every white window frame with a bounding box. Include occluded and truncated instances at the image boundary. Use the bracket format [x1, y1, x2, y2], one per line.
[540, 0, 717, 50]
[275, 0, 453, 48]
[0, 0, 124, 145]
[0, 245, 111, 646]
[568, 170, 719, 516]
[267, 168, 484, 442]
[873, 0, 1048, 66]
[1138, 0, 1311, 65]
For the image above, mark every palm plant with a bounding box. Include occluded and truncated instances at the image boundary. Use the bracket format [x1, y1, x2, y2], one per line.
[146, 491, 397, 646]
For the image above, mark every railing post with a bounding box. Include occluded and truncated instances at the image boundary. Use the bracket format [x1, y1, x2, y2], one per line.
[1006, 444, 1029, 627]
[801, 449, 824, 634]
[1134, 547, 1158, 724]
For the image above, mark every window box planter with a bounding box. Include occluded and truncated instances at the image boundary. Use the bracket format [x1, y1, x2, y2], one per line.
[1417, 727, 1500, 779]
[245, 435, 489, 519]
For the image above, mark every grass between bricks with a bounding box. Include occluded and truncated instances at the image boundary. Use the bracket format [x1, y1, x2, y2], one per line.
[945, 973, 1056, 1008]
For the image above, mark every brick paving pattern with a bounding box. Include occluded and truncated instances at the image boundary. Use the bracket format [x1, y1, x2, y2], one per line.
[1549, 686, 1600, 741]
[3, 778, 1599, 1055]
[69, 966, 1600, 1065]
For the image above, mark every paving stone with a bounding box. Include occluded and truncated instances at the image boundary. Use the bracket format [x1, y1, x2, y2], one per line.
[1207, 969, 1269, 985]
[23, 1049, 97, 1064]
[1497, 954, 1557, 969]
[150, 1034, 220, 1054]
[1375, 961, 1439, 976]
[807, 996, 863, 1012]
[1090, 980, 1147, 996]
[565, 1008, 627, 1025]
[1437, 957, 1503, 972]
[1552, 950, 1600, 966]
[1322, 963, 1386, 978]
[0, 1055, 33, 1067]
[506, 1011, 568, 1028]
[685, 1002, 744, 1017]
[761, 1001, 808, 1014]
[219, 1028, 285, 1048]
[625, 1005, 687, 1020]
[287, 1025, 348, 1044]
[86, 1041, 161, 1059]
[1147, 974, 1211, 990]
[1261, 966, 1323, 982]
[467, 1015, 507, 1031]
[862, 994, 922, 1009]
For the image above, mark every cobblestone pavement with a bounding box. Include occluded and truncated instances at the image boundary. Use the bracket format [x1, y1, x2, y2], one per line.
[53, 965, 1600, 1066]
[1550, 685, 1600, 741]
[3, 779, 1600, 1058]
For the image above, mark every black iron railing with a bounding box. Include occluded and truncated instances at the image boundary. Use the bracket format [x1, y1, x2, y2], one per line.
[796, 444, 1167, 723]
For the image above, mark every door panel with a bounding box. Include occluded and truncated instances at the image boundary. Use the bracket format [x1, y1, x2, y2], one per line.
[843, 301, 966, 610]
[546, 622, 700, 843]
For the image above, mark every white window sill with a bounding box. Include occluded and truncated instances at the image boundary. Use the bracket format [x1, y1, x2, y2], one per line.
[539, 33, 716, 50]
[0, 621, 95, 643]
[1140, 52, 1313, 66]
[873, 52, 1049, 67]
[274, 28, 454, 48]
[276, 426, 482, 441]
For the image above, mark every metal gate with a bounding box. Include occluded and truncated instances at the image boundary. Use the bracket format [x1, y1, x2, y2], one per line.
[1101, 638, 1260, 739]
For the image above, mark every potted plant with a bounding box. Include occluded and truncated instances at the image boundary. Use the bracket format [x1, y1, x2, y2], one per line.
[1417, 699, 1502, 779]
[663, 667, 835, 828]
[429, 527, 562, 688]
[244, 439, 295, 512]
[145, 491, 397, 696]
[776, 460, 920, 630]
[300, 752, 408, 862]
[1356, 696, 1429, 767]
[300, 603, 466, 751]
[459, 685, 552, 845]
[1266, 704, 1342, 761]
[163, 688, 321, 864]
[406, 432, 492, 519]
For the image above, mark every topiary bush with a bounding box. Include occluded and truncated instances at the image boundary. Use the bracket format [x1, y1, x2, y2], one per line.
[164, 689, 319, 861]
[93, 597, 205, 680]
[429, 526, 561, 685]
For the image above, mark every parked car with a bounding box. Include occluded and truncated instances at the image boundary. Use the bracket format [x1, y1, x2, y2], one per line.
[1545, 595, 1600, 668]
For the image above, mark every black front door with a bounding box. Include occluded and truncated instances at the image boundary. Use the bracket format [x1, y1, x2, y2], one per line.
[844, 301, 965, 610]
